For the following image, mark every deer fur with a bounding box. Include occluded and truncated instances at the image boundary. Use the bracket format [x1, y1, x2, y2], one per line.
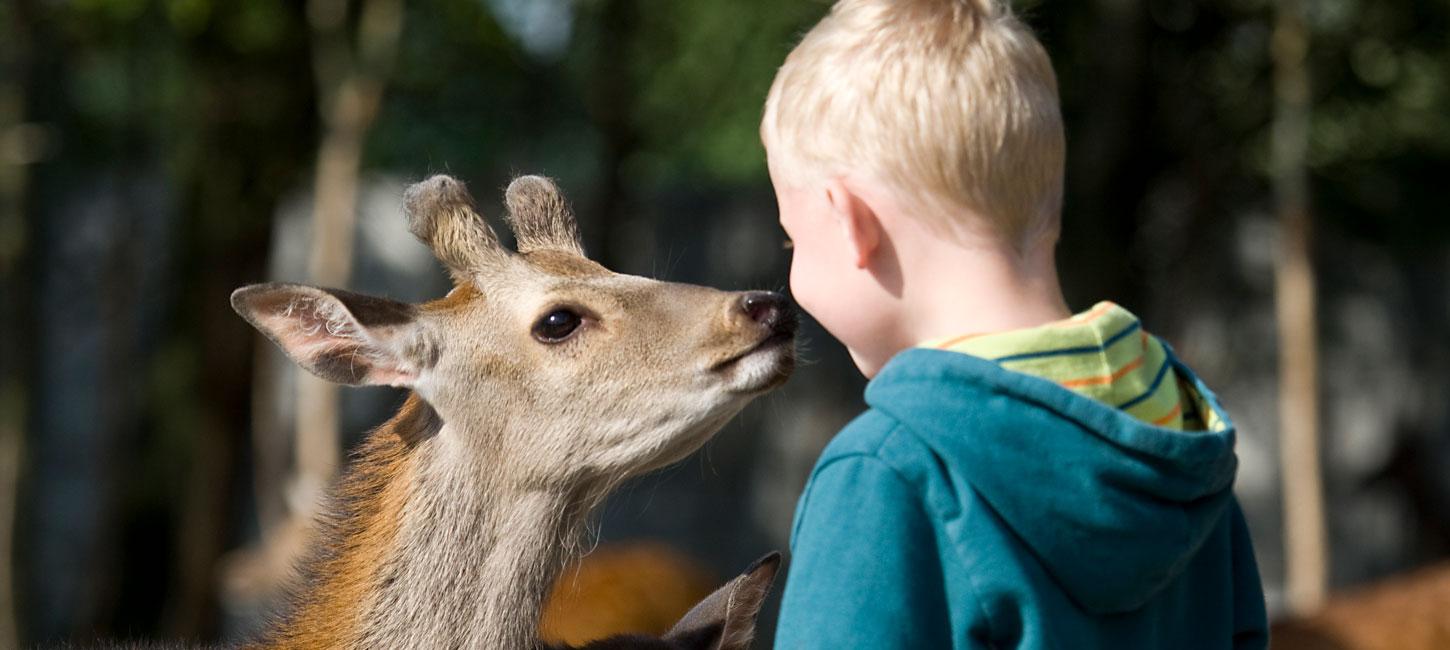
[231, 175, 796, 649]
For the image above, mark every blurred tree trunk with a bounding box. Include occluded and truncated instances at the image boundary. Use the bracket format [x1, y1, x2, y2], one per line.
[162, 4, 319, 637]
[218, 0, 405, 622]
[0, 0, 37, 645]
[282, 0, 404, 574]
[1272, 0, 1327, 614]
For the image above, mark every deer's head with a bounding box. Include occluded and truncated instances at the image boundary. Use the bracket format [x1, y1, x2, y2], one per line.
[232, 175, 796, 488]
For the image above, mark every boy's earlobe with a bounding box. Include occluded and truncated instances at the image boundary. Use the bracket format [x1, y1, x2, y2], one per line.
[825, 179, 881, 269]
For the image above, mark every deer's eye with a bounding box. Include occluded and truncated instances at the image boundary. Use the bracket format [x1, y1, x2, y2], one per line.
[532, 308, 583, 343]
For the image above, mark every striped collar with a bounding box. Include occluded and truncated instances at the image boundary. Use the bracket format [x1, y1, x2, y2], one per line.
[920, 302, 1222, 431]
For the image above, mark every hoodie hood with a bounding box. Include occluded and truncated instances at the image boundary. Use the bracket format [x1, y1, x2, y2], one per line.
[865, 347, 1240, 615]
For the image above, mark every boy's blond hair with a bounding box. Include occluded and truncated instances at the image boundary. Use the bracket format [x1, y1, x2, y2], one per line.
[761, 0, 1065, 249]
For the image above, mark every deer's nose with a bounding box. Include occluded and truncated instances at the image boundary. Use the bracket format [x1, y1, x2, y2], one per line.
[740, 292, 797, 335]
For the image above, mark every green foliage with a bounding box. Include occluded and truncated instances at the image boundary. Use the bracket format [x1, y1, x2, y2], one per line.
[164, 0, 211, 36]
[622, 0, 826, 184]
[1034, 0, 1450, 261]
[367, 0, 545, 176]
[1303, 1, 1450, 252]
[221, 0, 292, 53]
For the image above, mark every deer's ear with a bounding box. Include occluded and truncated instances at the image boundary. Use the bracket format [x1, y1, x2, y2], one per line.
[664, 552, 781, 650]
[231, 283, 435, 388]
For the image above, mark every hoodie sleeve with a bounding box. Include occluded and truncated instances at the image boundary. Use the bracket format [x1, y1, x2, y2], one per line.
[1229, 500, 1269, 649]
[775, 453, 960, 649]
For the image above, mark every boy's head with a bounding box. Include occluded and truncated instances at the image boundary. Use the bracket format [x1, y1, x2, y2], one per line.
[762, 0, 1067, 374]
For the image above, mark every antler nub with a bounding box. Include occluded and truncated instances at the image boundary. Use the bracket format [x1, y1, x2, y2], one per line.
[503, 175, 584, 256]
[404, 175, 505, 281]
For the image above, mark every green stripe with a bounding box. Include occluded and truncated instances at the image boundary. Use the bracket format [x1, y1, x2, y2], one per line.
[925, 302, 1197, 430]
[992, 320, 1141, 364]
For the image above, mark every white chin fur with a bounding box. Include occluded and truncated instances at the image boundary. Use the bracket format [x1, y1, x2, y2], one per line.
[728, 345, 793, 394]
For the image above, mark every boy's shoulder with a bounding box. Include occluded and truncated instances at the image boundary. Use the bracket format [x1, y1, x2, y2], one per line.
[810, 403, 947, 495]
[812, 349, 1022, 481]
[823, 346, 1049, 457]
[792, 406, 956, 548]
[816, 408, 901, 461]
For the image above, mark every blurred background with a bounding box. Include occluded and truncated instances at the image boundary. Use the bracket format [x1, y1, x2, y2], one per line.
[1, 0, 1447, 647]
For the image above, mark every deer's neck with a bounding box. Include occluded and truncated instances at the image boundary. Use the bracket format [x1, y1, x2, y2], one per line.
[268, 396, 594, 649]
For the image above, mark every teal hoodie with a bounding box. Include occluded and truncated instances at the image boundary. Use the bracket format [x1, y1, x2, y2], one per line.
[774, 347, 1268, 649]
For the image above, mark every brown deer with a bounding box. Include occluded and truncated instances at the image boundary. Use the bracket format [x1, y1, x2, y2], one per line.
[229, 174, 796, 648]
[539, 552, 781, 650]
[540, 542, 719, 644]
[1270, 560, 1450, 650]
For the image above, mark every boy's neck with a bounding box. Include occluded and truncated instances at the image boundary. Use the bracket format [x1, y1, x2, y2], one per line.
[897, 229, 1070, 352]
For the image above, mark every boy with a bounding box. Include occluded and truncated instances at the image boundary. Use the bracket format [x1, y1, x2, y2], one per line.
[760, 0, 1268, 648]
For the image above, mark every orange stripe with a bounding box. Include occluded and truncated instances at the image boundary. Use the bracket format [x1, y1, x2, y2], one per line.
[1152, 402, 1184, 426]
[936, 331, 990, 349]
[1059, 354, 1146, 388]
[1050, 302, 1116, 328]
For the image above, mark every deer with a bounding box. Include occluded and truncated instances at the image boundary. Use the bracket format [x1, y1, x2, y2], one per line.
[538, 552, 781, 650]
[228, 173, 796, 649]
[539, 542, 720, 644]
[1270, 560, 1450, 650]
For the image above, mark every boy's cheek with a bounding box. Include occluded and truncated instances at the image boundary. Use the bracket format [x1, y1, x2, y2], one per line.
[787, 258, 823, 320]
[788, 255, 894, 372]
[788, 257, 839, 330]
[786, 258, 812, 313]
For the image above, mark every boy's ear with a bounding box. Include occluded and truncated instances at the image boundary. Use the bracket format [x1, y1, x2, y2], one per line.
[231, 283, 435, 388]
[663, 552, 781, 650]
[824, 179, 881, 269]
